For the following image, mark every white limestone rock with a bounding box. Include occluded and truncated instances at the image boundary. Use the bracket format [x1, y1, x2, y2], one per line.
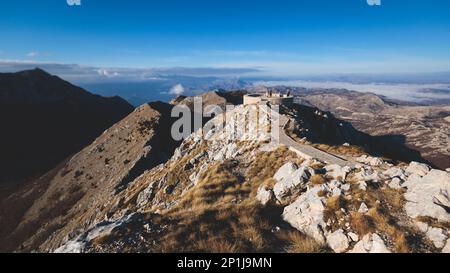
[348, 232, 359, 242]
[136, 182, 156, 207]
[355, 166, 380, 182]
[433, 189, 450, 210]
[405, 161, 430, 177]
[256, 185, 274, 206]
[326, 229, 349, 253]
[328, 180, 342, 190]
[388, 177, 404, 189]
[349, 234, 391, 253]
[54, 241, 85, 253]
[341, 183, 351, 192]
[358, 202, 369, 214]
[356, 155, 384, 166]
[442, 239, 450, 253]
[332, 187, 342, 197]
[282, 186, 327, 243]
[325, 164, 351, 181]
[273, 163, 312, 203]
[383, 167, 405, 179]
[274, 162, 297, 181]
[404, 169, 450, 222]
[426, 227, 447, 249]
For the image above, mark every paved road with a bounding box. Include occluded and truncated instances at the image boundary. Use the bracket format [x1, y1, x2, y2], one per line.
[261, 106, 353, 167]
[278, 115, 353, 167]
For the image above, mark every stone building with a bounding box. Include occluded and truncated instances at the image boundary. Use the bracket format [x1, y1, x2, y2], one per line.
[243, 92, 294, 106]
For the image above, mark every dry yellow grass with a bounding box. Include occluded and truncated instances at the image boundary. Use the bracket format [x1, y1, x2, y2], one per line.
[312, 143, 367, 158]
[153, 147, 313, 253]
[349, 211, 374, 236]
[279, 231, 327, 253]
[310, 174, 326, 185]
[321, 183, 424, 253]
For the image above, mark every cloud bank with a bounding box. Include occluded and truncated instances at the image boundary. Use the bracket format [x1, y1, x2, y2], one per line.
[0, 60, 261, 83]
[256, 80, 450, 103]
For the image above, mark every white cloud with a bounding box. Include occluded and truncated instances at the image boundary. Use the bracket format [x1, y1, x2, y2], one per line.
[169, 84, 185, 96]
[97, 68, 119, 78]
[26, 52, 39, 58]
[0, 60, 260, 83]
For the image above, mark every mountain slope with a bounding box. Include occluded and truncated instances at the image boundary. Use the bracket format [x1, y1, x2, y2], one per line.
[49, 103, 450, 253]
[0, 68, 134, 185]
[0, 102, 179, 252]
[3, 91, 449, 253]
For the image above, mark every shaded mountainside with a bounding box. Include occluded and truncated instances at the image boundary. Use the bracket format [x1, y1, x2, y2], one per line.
[293, 89, 450, 169]
[0, 68, 134, 186]
[0, 102, 180, 252]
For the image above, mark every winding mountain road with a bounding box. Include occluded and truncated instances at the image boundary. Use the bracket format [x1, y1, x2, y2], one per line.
[261, 106, 354, 167]
[278, 115, 354, 167]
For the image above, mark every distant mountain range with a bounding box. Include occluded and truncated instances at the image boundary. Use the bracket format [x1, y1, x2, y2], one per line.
[290, 88, 450, 169]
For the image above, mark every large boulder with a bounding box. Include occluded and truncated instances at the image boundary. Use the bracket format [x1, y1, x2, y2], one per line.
[349, 234, 391, 253]
[274, 162, 298, 182]
[273, 163, 312, 204]
[404, 169, 450, 222]
[282, 186, 327, 243]
[326, 229, 349, 253]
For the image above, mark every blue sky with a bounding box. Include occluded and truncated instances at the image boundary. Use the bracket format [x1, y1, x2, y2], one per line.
[1, 0, 450, 77]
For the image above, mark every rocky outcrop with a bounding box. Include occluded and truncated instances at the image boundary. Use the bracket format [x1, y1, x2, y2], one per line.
[349, 234, 391, 253]
[405, 161, 430, 177]
[404, 169, 450, 222]
[354, 166, 380, 182]
[326, 229, 349, 253]
[282, 185, 327, 243]
[273, 163, 313, 204]
[324, 164, 351, 180]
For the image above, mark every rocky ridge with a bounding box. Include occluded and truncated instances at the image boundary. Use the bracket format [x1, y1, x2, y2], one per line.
[47, 103, 450, 253]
